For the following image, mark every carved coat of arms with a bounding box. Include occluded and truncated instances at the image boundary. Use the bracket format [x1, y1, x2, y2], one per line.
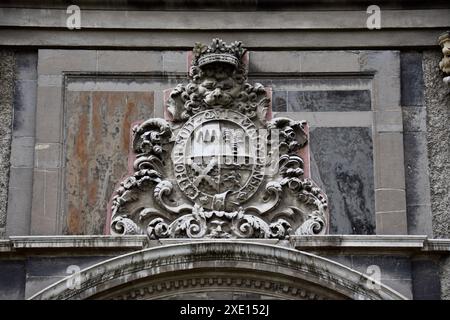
[108, 39, 329, 239]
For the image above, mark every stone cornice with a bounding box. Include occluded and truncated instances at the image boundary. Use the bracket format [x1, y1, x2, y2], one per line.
[1, 235, 450, 254]
[0, 235, 147, 253]
[1, 0, 449, 10]
[1, 8, 449, 30]
[289, 235, 428, 249]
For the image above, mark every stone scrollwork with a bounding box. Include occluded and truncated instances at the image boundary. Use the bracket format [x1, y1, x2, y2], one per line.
[145, 204, 295, 239]
[109, 39, 329, 240]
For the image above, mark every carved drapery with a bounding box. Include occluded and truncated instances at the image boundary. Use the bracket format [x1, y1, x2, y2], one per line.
[108, 39, 329, 240]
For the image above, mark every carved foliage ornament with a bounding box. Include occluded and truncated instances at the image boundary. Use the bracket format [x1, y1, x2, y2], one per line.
[109, 39, 329, 240]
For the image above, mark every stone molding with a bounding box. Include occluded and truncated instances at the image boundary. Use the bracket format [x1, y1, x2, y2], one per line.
[0, 0, 448, 10]
[0, 235, 146, 252]
[424, 239, 450, 252]
[28, 241, 407, 300]
[1, 235, 449, 253]
[1, 9, 449, 31]
[103, 273, 337, 300]
[0, 30, 446, 49]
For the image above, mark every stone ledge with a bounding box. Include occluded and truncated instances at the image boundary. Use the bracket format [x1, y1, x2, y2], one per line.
[1, 0, 449, 10]
[0, 240, 12, 252]
[289, 235, 427, 249]
[1, 235, 450, 253]
[423, 239, 450, 252]
[1, 9, 449, 30]
[6, 235, 147, 251]
[0, 29, 445, 49]
[153, 238, 290, 248]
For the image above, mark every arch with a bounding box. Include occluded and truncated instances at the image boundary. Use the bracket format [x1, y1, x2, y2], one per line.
[29, 241, 407, 300]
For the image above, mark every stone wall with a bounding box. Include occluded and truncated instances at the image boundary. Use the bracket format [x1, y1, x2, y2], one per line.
[423, 50, 450, 300]
[441, 256, 450, 300]
[0, 50, 15, 237]
[423, 51, 450, 239]
[6, 52, 37, 236]
[401, 51, 433, 236]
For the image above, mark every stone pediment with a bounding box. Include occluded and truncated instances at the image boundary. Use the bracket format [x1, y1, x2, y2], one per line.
[108, 39, 328, 240]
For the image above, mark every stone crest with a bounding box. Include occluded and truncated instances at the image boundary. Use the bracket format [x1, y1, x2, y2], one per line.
[108, 39, 329, 239]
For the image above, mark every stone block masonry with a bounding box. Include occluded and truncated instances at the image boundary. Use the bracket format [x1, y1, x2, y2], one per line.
[0, 50, 15, 237]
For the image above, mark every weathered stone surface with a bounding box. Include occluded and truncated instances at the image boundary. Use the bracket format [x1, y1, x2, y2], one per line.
[10, 136, 34, 168]
[300, 51, 360, 73]
[309, 127, 375, 234]
[6, 168, 33, 235]
[15, 51, 38, 82]
[291, 235, 427, 250]
[403, 132, 432, 235]
[64, 91, 155, 235]
[374, 109, 403, 132]
[162, 51, 188, 73]
[375, 132, 406, 190]
[166, 292, 234, 300]
[0, 260, 25, 299]
[249, 51, 300, 73]
[375, 210, 408, 235]
[360, 51, 401, 109]
[5, 51, 37, 237]
[30, 169, 60, 235]
[13, 76, 37, 137]
[375, 189, 406, 213]
[401, 52, 424, 106]
[272, 90, 287, 112]
[0, 235, 445, 300]
[400, 51, 433, 236]
[406, 205, 433, 237]
[441, 256, 450, 300]
[25, 276, 65, 299]
[350, 254, 413, 276]
[27, 256, 108, 277]
[348, 255, 413, 299]
[28, 241, 407, 300]
[97, 51, 162, 72]
[0, 50, 15, 236]
[25, 256, 111, 298]
[288, 90, 371, 112]
[423, 50, 450, 239]
[35, 86, 62, 143]
[411, 258, 441, 300]
[38, 49, 96, 75]
[109, 40, 328, 241]
[3, 8, 450, 30]
[402, 106, 427, 132]
[34, 143, 61, 169]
